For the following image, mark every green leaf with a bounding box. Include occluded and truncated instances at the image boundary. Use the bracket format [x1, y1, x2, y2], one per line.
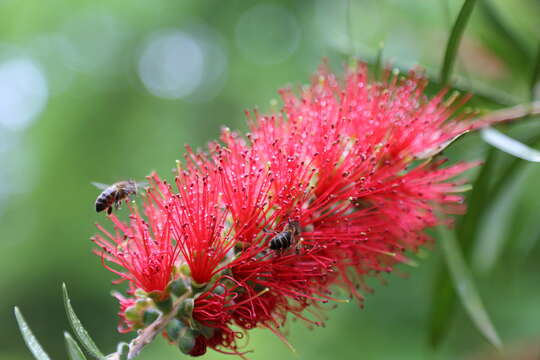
[64, 333, 88, 360]
[436, 220, 502, 349]
[62, 283, 105, 359]
[13, 307, 52, 360]
[479, 0, 531, 65]
[428, 149, 496, 348]
[427, 263, 457, 348]
[440, 0, 479, 86]
[481, 128, 540, 162]
[530, 43, 540, 101]
[488, 132, 540, 201]
[465, 132, 540, 274]
[472, 169, 527, 274]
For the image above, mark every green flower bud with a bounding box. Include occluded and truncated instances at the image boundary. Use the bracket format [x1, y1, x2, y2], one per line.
[148, 291, 172, 313]
[213, 284, 226, 295]
[124, 305, 141, 322]
[142, 308, 160, 326]
[197, 324, 215, 340]
[167, 278, 190, 297]
[177, 327, 196, 354]
[134, 299, 150, 310]
[179, 298, 194, 319]
[165, 318, 185, 341]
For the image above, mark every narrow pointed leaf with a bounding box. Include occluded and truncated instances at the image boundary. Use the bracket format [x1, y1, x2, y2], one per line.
[14, 307, 52, 360]
[62, 283, 104, 359]
[479, 0, 530, 66]
[440, 0, 478, 85]
[481, 127, 540, 162]
[428, 149, 496, 348]
[427, 263, 457, 348]
[65, 333, 88, 360]
[487, 131, 540, 204]
[530, 43, 540, 101]
[436, 222, 502, 349]
[464, 132, 540, 275]
[472, 171, 526, 274]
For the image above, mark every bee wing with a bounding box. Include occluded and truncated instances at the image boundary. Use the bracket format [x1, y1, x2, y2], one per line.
[136, 181, 149, 189]
[91, 182, 110, 190]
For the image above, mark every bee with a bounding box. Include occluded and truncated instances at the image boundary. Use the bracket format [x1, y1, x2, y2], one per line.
[92, 180, 144, 215]
[267, 220, 301, 251]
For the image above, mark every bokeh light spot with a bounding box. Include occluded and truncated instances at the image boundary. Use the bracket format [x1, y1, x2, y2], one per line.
[29, 34, 77, 95]
[0, 58, 48, 131]
[236, 4, 301, 65]
[61, 10, 127, 74]
[138, 29, 205, 99]
[181, 23, 228, 103]
[314, 0, 380, 56]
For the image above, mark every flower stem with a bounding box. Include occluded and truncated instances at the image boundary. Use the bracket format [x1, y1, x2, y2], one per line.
[127, 291, 193, 359]
[475, 101, 540, 124]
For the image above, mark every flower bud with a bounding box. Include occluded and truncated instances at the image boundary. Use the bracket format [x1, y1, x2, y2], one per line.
[142, 308, 160, 326]
[197, 324, 215, 340]
[213, 284, 225, 295]
[165, 318, 185, 341]
[177, 327, 196, 354]
[167, 278, 190, 297]
[179, 298, 194, 319]
[148, 291, 172, 313]
[123, 305, 141, 322]
[134, 298, 151, 311]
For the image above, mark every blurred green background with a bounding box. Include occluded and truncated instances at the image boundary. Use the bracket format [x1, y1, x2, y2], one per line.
[1, 0, 540, 359]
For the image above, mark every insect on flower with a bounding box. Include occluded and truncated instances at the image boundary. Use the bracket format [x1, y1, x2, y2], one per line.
[92, 180, 145, 214]
[267, 220, 301, 252]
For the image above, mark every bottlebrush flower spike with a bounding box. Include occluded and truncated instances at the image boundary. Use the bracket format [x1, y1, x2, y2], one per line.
[92, 203, 179, 295]
[92, 61, 509, 358]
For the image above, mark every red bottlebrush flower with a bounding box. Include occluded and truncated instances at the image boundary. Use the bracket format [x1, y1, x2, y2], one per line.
[167, 164, 237, 286]
[92, 192, 180, 294]
[92, 61, 511, 358]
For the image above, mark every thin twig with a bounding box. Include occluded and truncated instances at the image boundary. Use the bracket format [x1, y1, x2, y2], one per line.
[127, 291, 193, 359]
[474, 101, 540, 125]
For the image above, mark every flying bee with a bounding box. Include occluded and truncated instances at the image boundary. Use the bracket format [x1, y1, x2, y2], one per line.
[92, 180, 145, 215]
[267, 220, 301, 252]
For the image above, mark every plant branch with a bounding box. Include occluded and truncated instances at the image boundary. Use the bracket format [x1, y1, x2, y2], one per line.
[126, 291, 193, 360]
[474, 101, 540, 125]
